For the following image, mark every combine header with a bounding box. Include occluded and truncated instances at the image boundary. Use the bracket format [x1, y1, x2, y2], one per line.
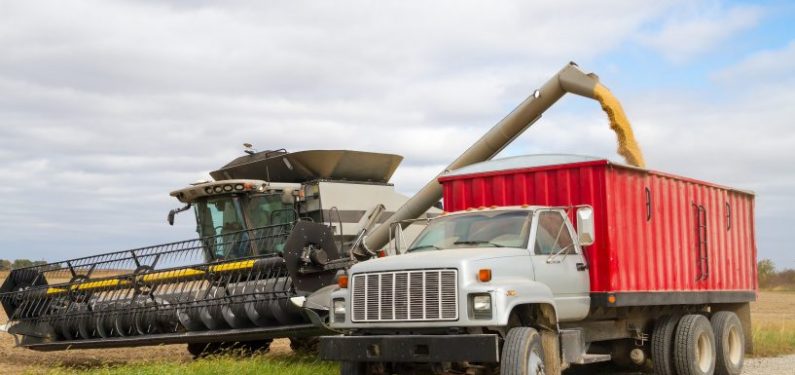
[1, 62, 641, 357]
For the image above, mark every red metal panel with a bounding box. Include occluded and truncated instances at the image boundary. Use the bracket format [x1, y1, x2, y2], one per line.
[438, 160, 757, 295]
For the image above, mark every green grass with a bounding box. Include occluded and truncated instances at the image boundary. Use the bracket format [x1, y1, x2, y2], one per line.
[752, 319, 795, 358]
[38, 354, 338, 375]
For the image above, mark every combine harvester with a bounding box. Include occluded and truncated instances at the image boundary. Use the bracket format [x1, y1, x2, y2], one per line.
[0, 62, 645, 358]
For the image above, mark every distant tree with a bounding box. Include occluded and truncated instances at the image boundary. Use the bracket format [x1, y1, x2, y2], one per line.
[12, 259, 34, 269]
[0, 259, 11, 271]
[773, 269, 795, 287]
[758, 259, 776, 288]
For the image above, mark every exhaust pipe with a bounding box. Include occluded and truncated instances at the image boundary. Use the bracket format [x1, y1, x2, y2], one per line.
[355, 62, 602, 258]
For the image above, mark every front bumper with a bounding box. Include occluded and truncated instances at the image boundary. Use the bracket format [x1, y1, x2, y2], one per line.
[319, 334, 500, 363]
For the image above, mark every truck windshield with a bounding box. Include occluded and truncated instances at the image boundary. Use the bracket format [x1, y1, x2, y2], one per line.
[407, 210, 532, 252]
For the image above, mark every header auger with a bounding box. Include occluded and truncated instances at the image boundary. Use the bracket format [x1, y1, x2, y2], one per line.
[1, 220, 345, 350]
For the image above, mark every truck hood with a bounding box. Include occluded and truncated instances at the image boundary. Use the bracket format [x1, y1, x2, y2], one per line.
[350, 248, 529, 274]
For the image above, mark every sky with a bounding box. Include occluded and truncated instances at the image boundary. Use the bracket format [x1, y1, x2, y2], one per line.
[0, 0, 793, 269]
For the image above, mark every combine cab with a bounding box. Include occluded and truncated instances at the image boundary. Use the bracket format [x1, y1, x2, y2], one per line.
[0, 149, 433, 353]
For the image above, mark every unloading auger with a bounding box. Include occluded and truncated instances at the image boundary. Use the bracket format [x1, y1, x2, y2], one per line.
[1, 62, 643, 354]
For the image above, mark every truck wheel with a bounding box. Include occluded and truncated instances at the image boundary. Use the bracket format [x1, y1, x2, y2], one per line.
[711, 311, 744, 375]
[652, 314, 679, 375]
[674, 314, 716, 375]
[340, 361, 367, 375]
[501, 327, 545, 375]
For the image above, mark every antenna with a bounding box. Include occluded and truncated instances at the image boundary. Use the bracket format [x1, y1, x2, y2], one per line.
[243, 143, 258, 155]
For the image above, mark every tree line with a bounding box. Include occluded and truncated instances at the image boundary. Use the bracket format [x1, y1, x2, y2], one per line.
[0, 259, 48, 271]
[758, 259, 795, 289]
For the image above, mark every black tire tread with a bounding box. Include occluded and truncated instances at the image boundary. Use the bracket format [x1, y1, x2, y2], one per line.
[674, 314, 715, 375]
[711, 311, 744, 375]
[501, 327, 543, 375]
[652, 314, 678, 375]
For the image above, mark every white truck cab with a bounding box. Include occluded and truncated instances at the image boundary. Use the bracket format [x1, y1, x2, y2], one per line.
[322, 205, 597, 374]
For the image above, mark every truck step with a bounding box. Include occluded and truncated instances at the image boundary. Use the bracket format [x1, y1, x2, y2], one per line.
[574, 354, 611, 364]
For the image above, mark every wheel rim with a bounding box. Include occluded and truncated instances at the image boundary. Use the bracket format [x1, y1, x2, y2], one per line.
[728, 326, 742, 365]
[528, 348, 545, 375]
[696, 331, 714, 373]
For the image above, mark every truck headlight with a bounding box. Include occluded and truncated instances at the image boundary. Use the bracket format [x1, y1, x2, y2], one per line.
[469, 293, 492, 320]
[333, 299, 346, 322]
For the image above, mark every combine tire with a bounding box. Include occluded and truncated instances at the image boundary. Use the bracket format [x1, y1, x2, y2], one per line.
[500, 327, 546, 375]
[711, 311, 745, 375]
[652, 314, 679, 375]
[674, 314, 716, 375]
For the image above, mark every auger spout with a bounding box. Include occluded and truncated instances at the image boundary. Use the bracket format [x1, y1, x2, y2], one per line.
[358, 62, 643, 257]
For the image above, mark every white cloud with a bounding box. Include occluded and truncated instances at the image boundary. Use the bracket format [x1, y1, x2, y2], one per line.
[638, 3, 764, 63]
[0, 1, 791, 268]
[713, 40, 795, 84]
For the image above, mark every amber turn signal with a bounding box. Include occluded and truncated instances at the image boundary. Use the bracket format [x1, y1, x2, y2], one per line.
[478, 269, 492, 282]
[338, 275, 349, 289]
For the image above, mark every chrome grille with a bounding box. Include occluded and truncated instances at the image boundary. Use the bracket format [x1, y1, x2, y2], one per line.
[351, 269, 458, 322]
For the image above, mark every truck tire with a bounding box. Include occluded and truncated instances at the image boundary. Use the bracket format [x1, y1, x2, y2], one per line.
[711, 311, 744, 375]
[340, 361, 367, 375]
[501, 327, 546, 375]
[652, 314, 679, 375]
[674, 314, 716, 375]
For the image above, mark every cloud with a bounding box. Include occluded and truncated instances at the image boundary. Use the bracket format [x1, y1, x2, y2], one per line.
[0, 1, 791, 269]
[638, 3, 764, 63]
[713, 40, 795, 85]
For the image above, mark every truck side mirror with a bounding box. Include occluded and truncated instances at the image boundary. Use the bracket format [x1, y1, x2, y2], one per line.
[576, 206, 595, 246]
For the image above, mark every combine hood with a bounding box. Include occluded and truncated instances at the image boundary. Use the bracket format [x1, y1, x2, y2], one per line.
[210, 149, 403, 183]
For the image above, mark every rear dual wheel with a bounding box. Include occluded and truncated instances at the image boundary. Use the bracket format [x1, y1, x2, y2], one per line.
[652, 314, 679, 375]
[711, 311, 745, 375]
[674, 314, 716, 375]
[660, 312, 744, 375]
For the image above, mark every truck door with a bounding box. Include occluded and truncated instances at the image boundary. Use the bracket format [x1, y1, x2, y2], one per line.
[529, 209, 590, 322]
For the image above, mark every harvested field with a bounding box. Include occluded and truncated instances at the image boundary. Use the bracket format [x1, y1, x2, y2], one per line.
[1, 270, 793, 374]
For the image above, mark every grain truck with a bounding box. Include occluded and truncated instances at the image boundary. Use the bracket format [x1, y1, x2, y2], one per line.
[320, 154, 757, 375]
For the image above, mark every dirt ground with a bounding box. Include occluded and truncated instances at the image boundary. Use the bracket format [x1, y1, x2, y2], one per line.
[0, 273, 793, 374]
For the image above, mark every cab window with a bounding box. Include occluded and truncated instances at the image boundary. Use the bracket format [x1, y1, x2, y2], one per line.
[534, 211, 575, 255]
[247, 194, 294, 228]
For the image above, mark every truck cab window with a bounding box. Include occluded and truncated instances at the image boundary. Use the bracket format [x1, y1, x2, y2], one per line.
[408, 210, 532, 252]
[534, 211, 575, 255]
